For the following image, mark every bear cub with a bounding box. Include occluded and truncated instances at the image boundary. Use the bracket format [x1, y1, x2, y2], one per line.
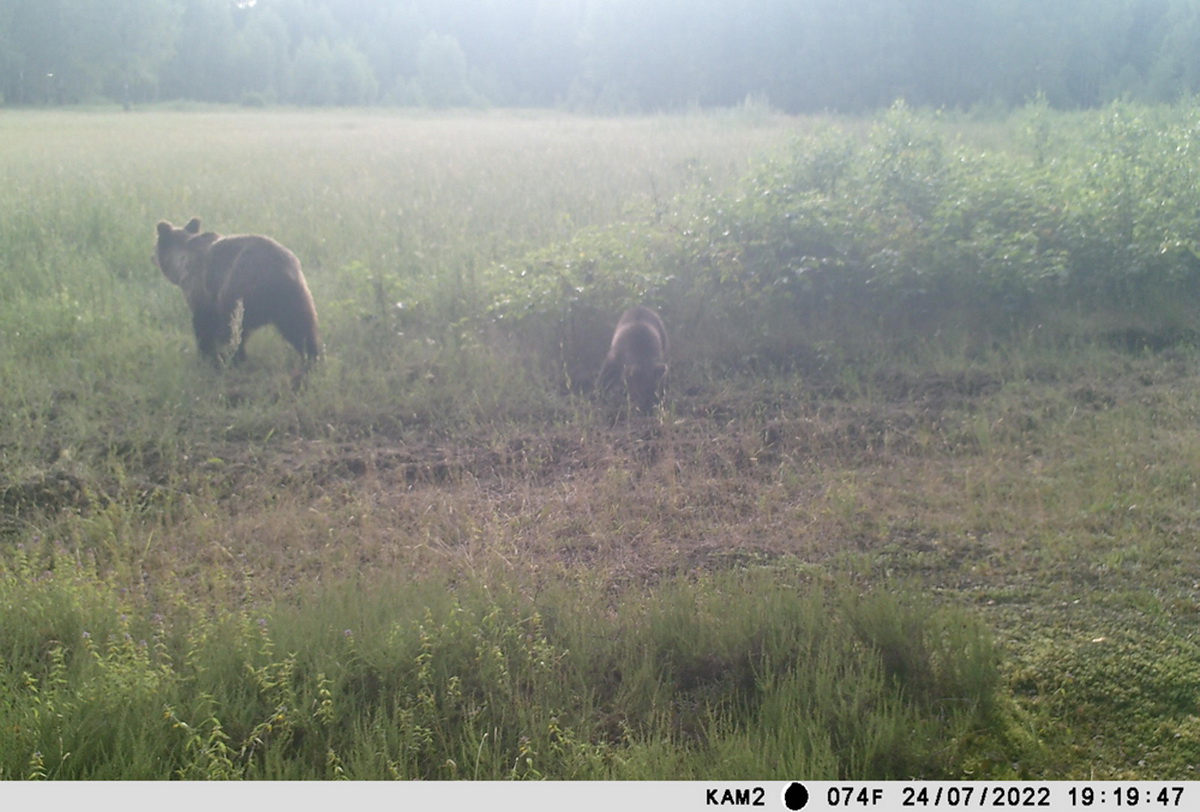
[154, 217, 320, 365]
[597, 306, 668, 413]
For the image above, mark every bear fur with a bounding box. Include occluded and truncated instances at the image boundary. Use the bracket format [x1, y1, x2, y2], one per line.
[597, 306, 668, 412]
[154, 217, 320, 364]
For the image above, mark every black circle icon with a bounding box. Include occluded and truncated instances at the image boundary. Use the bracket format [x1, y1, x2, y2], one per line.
[783, 782, 810, 810]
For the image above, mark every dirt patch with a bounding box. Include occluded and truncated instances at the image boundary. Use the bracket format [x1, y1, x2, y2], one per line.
[183, 365, 1011, 513]
[1101, 326, 1200, 354]
[82, 353, 1191, 599]
[873, 368, 1002, 405]
[269, 432, 599, 493]
[1069, 384, 1117, 410]
[1, 472, 89, 520]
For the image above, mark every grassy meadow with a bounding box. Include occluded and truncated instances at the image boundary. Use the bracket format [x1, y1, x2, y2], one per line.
[3, 102, 1200, 779]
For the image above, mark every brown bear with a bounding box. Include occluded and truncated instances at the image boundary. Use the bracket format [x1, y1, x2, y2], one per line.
[154, 217, 320, 365]
[597, 305, 668, 412]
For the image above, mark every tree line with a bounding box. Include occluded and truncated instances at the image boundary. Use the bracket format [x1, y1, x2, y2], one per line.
[5, 0, 1200, 112]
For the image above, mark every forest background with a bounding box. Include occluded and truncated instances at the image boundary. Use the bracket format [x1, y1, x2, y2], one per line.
[7, 0, 1200, 112]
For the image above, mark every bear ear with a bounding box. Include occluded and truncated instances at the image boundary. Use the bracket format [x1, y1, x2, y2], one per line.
[156, 221, 173, 238]
[184, 217, 201, 234]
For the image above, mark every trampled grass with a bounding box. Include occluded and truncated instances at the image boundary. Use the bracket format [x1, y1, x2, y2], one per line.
[2, 105, 1200, 779]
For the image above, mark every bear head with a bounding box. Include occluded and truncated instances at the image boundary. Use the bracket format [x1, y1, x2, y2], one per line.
[153, 217, 203, 287]
[624, 361, 667, 412]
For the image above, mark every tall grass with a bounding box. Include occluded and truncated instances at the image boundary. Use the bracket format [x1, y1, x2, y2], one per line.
[0, 555, 1020, 779]
[0, 108, 802, 461]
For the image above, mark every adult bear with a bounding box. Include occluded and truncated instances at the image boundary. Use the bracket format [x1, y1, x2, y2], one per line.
[597, 306, 668, 413]
[154, 217, 320, 365]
